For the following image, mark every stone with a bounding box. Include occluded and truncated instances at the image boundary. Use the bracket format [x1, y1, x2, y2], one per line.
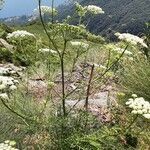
[0, 38, 14, 50]
[65, 91, 109, 108]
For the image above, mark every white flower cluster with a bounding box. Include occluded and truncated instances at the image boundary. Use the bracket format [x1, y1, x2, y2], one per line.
[70, 41, 89, 49]
[0, 67, 17, 75]
[126, 94, 150, 119]
[0, 140, 18, 150]
[87, 5, 104, 14]
[49, 23, 86, 35]
[0, 76, 19, 100]
[34, 6, 57, 16]
[115, 33, 148, 48]
[113, 48, 133, 55]
[39, 48, 57, 54]
[0, 64, 24, 100]
[0, 76, 18, 90]
[7, 30, 35, 40]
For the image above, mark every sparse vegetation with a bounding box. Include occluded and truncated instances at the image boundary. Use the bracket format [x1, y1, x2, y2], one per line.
[0, 0, 150, 150]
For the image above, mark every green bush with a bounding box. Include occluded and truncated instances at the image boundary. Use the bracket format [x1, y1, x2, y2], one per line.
[0, 47, 13, 63]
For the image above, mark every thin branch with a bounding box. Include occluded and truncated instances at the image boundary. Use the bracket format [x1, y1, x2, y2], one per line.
[61, 40, 67, 116]
[51, 0, 54, 24]
[93, 45, 129, 83]
[85, 64, 95, 111]
[38, 0, 61, 58]
[0, 99, 36, 122]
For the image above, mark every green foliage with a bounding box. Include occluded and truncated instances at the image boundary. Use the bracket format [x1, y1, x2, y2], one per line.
[0, 23, 13, 38]
[57, 0, 150, 40]
[121, 57, 150, 101]
[0, 90, 99, 149]
[0, 47, 13, 63]
[117, 23, 150, 100]
[48, 23, 87, 41]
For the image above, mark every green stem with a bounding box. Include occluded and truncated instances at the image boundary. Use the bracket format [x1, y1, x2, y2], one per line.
[51, 0, 54, 24]
[79, 16, 82, 25]
[0, 98, 35, 123]
[93, 45, 129, 84]
[38, 0, 61, 57]
[125, 115, 138, 134]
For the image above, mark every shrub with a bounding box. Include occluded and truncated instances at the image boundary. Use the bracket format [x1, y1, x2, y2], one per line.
[0, 47, 13, 63]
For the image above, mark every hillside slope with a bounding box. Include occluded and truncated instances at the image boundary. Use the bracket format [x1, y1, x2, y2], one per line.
[58, 0, 150, 39]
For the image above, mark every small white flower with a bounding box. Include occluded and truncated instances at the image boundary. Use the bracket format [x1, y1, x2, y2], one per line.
[132, 94, 137, 98]
[129, 104, 134, 108]
[143, 114, 150, 119]
[7, 80, 14, 86]
[131, 110, 138, 114]
[0, 67, 9, 75]
[10, 70, 16, 74]
[4, 140, 10, 144]
[137, 110, 143, 114]
[142, 109, 148, 114]
[138, 51, 143, 54]
[13, 80, 19, 84]
[136, 105, 143, 110]
[9, 85, 17, 90]
[0, 84, 6, 90]
[126, 98, 134, 105]
[0, 93, 9, 100]
[67, 15, 71, 19]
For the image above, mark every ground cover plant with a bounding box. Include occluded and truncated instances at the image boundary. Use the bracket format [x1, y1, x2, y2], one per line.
[0, 0, 150, 149]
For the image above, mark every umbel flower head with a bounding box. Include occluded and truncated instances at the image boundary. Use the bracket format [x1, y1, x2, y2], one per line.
[70, 41, 89, 49]
[7, 30, 35, 40]
[87, 5, 104, 15]
[75, 3, 104, 17]
[0, 67, 10, 75]
[34, 6, 58, 16]
[0, 76, 18, 86]
[0, 140, 18, 150]
[0, 76, 18, 92]
[48, 23, 87, 40]
[0, 67, 18, 76]
[0, 93, 9, 100]
[115, 32, 148, 48]
[113, 47, 133, 56]
[126, 95, 150, 119]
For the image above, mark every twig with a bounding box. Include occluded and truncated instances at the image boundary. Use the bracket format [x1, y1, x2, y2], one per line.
[85, 64, 95, 111]
[38, 0, 61, 58]
[61, 40, 67, 116]
[93, 45, 129, 84]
